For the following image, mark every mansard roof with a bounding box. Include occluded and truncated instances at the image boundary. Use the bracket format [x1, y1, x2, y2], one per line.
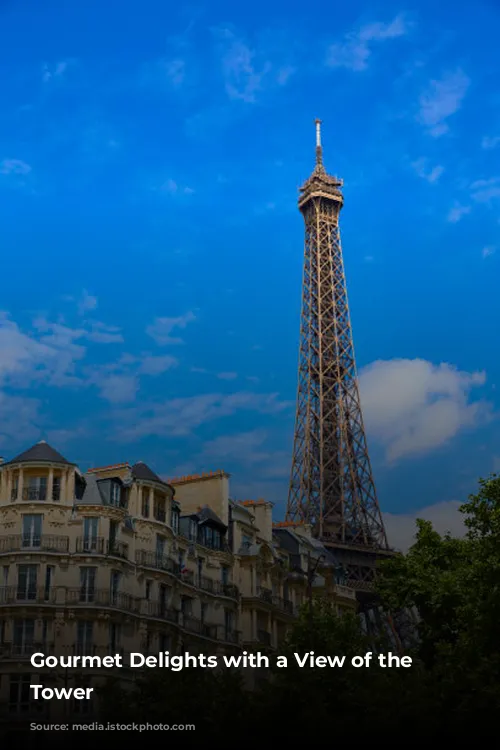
[6, 440, 73, 466]
[131, 461, 173, 491]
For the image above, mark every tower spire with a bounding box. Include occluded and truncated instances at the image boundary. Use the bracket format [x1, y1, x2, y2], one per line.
[315, 118, 323, 167]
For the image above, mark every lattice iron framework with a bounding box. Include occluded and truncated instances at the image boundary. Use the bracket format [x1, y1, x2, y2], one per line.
[286, 121, 390, 585]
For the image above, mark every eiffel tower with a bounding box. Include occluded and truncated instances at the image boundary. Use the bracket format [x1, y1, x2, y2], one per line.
[286, 120, 392, 592]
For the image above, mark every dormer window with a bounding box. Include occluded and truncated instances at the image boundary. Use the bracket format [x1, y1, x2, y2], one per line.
[110, 482, 121, 507]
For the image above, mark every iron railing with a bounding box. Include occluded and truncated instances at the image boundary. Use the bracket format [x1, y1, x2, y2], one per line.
[0, 535, 69, 553]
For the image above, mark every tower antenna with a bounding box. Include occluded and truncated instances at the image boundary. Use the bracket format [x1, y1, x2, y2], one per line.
[315, 118, 323, 166]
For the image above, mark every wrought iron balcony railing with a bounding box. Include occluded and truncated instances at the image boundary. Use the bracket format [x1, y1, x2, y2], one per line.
[76, 537, 106, 554]
[0, 586, 57, 605]
[0, 535, 69, 554]
[106, 540, 128, 559]
[198, 577, 239, 599]
[135, 549, 180, 576]
[65, 588, 140, 613]
[0, 641, 56, 659]
[144, 600, 179, 624]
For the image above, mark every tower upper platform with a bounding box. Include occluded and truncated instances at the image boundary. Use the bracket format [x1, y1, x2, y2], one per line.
[298, 119, 344, 211]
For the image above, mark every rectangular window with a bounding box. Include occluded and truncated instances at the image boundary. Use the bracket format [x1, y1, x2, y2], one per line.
[141, 493, 149, 518]
[201, 603, 207, 623]
[3, 565, 9, 587]
[22, 514, 42, 548]
[156, 535, 165, 561]
[52, 476, 61, 502]
[110, 482, 121, 507]
[145, 580, 152, 600]
[83, 517, 99, 551]
[221, 566, 229, 585]
[189, 519, 197, 541]
[108, 520, 118, 554]
[159, 584, 168, 617]
[17, 565, 37, 601]
[159, 633, 170, 652]
[242, 534, 252, 549]
[109, 623, 121, 653]
[80, 567, 96, 603]
[9, 675, 32, 713]
[76, 621, 93, 654]
[44, 566, 54, 602]
[27, 476, 47, 501]
[110, 571, 120, 604]
[181, 597, 192, 616]
[13, 619, 35, 655]
[154, 497, 166, 523]
[224, 610, 234, 636]
[171, 508, 179, 534]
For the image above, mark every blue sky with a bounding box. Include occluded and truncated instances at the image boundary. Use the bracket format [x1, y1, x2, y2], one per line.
[1, 0, 499, 544]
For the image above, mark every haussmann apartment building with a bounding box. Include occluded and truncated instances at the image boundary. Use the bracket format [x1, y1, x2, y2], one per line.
[0, 440, 356, 722]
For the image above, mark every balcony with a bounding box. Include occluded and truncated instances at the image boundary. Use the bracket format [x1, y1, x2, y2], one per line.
[65, 588, 140, 614]
[153, 509, 166, 523]
[0, 535, 69, 554]
[256, 586, 273, 604]
[0, 641, 55, 659]
[221, 628, 240, 644]
[0, 586, 56, 605]
[198, 577, 239, 599]
[76, 537, 105, 554]
[182, 614, 218, 640]
[135, 549, 180, 576]
[107, 540, 128, 559]
[144, 600, 179, 624]
[272, 596, 295, 615]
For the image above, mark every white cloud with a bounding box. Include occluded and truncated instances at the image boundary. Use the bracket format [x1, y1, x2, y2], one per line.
[471, 176, 500, 203]
[113, 391, 292, 440]
[0, 392, 41, 448]
[42, 60, 71, 83]
[78, 290, 97, 314]
[212, 27, 293, 103]
[447, 204, 471, 223]
[217, 371, 238, 380]
[159, 179, 194, 195]
[418, 69, 470, 137]
[96, 374, 138, 404]
[138, 355, 178, 375]
[482, 246, 496, 258]
[481, 135, 500, 150]
[384, 501, 466, 552]
[0, 159, 31, 175]
[359, 358, 491, 462]
[326, 15, 410, 71]
[411, 158, 444, 183]
[163, 58, 185, 87]
[146, 312, 196, 345]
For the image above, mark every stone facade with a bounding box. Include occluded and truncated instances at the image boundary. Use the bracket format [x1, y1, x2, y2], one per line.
[0, 441, 356, 719]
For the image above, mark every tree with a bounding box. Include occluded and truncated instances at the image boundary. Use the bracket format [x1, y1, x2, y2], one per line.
[376, 473, 500, 733]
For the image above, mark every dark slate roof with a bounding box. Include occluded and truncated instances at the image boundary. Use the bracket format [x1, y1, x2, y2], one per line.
[7, 441, 73, 466]
[76, 474, 105, 505]
[131, 462, 168, 486]
[197, 505, 227, 528]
